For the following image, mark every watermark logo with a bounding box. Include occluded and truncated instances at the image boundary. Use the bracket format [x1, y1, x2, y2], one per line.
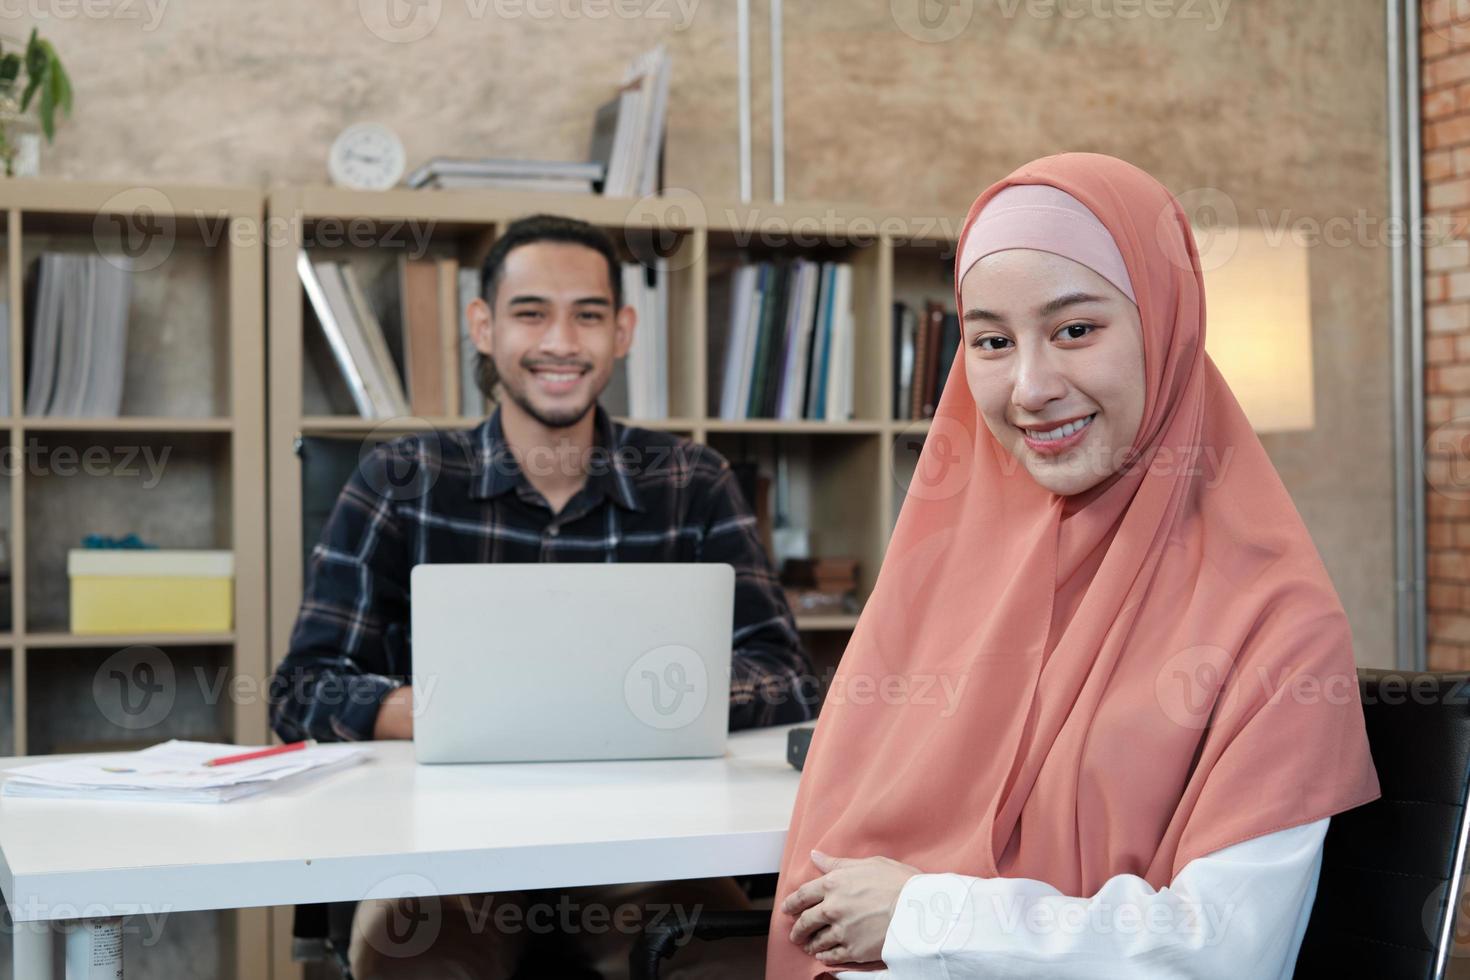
[358, 419, 444, 502]
[95, 186, 176, 273]
[887, 878, 979, 958]
[361, 874, 444, 959]
[1167, 187, 1238, 273]
[1430, 0, 1470, 45]
[891, 0, 974, 42]
[622, 186, 708, 273]
[1428, 417, 1470, 501]
[891, 414, 974, 502]
[94, 645, 174, 730]
[359, 0, 443, 42]
[1153, 644, 1232, 731]
[624, 644, 708, 729]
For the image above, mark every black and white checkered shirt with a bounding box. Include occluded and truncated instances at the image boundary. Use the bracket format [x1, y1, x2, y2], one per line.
[269, 403, 818, 742]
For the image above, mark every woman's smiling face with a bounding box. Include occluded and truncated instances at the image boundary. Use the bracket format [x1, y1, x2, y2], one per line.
[959, 248, 1146, 496]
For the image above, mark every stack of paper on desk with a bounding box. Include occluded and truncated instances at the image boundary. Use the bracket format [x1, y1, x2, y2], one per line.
[1, 740, 369, 803]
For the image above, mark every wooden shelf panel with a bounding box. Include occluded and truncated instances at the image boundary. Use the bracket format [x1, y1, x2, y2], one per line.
[300, 415, 703, 435]
[704, 419, 886, 435]
[19, 416, 235, 433]
[0, 177, 259, 218]
[23, 631, 237, 649]
[285, 184, 960, 237]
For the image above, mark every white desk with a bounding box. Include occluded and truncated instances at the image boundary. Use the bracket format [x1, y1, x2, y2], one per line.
[0, 723, 804, 977]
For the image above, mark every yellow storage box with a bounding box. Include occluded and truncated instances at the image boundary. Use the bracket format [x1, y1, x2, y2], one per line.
[68, 549, 234, 634]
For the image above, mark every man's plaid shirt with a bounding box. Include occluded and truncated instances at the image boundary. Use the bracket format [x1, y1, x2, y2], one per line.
[270, 403, 818, 742]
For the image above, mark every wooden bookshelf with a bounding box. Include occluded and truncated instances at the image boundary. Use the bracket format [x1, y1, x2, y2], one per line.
[266, 184, 962, 683]
[0, 178, 269, 980]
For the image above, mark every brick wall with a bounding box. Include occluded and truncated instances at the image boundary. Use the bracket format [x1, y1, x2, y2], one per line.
[1423, 1, 1470, 671]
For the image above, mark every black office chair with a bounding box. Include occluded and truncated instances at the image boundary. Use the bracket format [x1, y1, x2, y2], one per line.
[631, 669, 1470, 980]
[291, 879, 774, 979]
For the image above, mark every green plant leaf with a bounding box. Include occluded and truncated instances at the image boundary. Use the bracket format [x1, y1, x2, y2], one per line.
[24, 29, 43, 80]
[20, 72, 38, 113]
[53, 57, 70, 113]
[38, 75, 54, 140]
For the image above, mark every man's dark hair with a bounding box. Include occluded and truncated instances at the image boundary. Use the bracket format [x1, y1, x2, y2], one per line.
[475, 213, 623, 400]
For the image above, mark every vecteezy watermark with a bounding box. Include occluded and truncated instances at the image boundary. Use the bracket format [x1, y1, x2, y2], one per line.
[821, 669, 969, 718]
[361, 874, 446, 959]
[0, 0, 169, 29]
[624, 644, 710, 730]
[1164, 186, 1240, 273]
[994, 0, 1231, 30]
[890, 415, 975, 502]
[351, 420, 701, 504]
[358, 420, 445, 502]
[891, 0, 975, 43]
[890, 418, 1237, 502]
[359, 872, 707, 960]
[1422, 872, 1470, 956]
[94, 645, 176, 730]
[720, 209, 962, 252]
[1428, 0, 1470, 45]
[358, 0, 700, 43]
[1427, 417, 1470, 501]
[888, 873, 1237, 959]
[622, 187, 708, 273]
[0, 438, 172, 485]
[1163, 186, 1469, 275]
[2, 899, 173, 947]
[95, 187, 438, 272]
[1154, 646, 1372, 731]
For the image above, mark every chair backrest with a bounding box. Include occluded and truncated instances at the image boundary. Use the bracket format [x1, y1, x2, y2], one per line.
[1293, 668, 1470, 978]
[296, 434, 365, 573]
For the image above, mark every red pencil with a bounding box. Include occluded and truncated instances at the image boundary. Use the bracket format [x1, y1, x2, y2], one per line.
[204, 739, 316, 767]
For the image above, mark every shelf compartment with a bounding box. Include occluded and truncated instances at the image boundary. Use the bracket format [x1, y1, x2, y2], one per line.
[23, 431, 232, 633]
[24, 644, 235, 756]
[704, 430, 886, 607]
[704, 225, 888, 424]
[20, 208, 238, 419]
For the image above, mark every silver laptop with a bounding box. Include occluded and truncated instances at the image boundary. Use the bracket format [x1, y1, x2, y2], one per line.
[409, 563, 735, 764]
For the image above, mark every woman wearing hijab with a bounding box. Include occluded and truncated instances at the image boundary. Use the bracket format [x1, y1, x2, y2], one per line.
[765, 153, 1380, 978]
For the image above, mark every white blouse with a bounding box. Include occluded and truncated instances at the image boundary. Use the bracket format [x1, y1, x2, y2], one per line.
[830, 817, 1329, 980]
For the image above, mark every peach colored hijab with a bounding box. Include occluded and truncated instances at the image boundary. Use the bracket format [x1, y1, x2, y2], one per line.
[766, 153, 1380, 978]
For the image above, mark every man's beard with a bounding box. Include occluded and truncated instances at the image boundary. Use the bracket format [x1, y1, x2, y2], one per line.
[502, 370, 600, 429]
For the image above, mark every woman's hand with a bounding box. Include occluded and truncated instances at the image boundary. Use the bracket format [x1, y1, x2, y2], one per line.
[782, 849, 922, 966]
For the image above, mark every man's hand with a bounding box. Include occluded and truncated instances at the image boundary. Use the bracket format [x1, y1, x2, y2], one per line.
[782, 850, 921, 967]
[372, 685, 414, 740]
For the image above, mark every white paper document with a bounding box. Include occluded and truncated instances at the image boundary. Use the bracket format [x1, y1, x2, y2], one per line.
[1, 740, 369, 803]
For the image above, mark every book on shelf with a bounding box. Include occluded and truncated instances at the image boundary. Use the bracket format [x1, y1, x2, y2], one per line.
[709, 259, 855, 421]
[893, 299, 959, 420]
[893, 301, 916, 422]
[591, 44, 670, 197]
[302, 251, 475, 419]
[405, 157, 604, 194]
[297, 252, 408, 419]
[457, 268, 486, 417]
[602, 260, 668, 420]
[23, 252, 132, 417]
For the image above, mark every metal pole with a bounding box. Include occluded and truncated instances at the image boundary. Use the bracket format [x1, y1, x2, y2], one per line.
[771, 0, 785, 204]
[738, 0, 752, 203]
[1388, 0, 1427, 672]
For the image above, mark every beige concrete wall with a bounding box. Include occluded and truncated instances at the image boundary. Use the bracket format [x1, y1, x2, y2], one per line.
[16, 0, 1394, 664]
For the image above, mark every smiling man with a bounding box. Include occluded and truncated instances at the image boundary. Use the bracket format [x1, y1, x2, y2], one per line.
[271, 213, 810, 979]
